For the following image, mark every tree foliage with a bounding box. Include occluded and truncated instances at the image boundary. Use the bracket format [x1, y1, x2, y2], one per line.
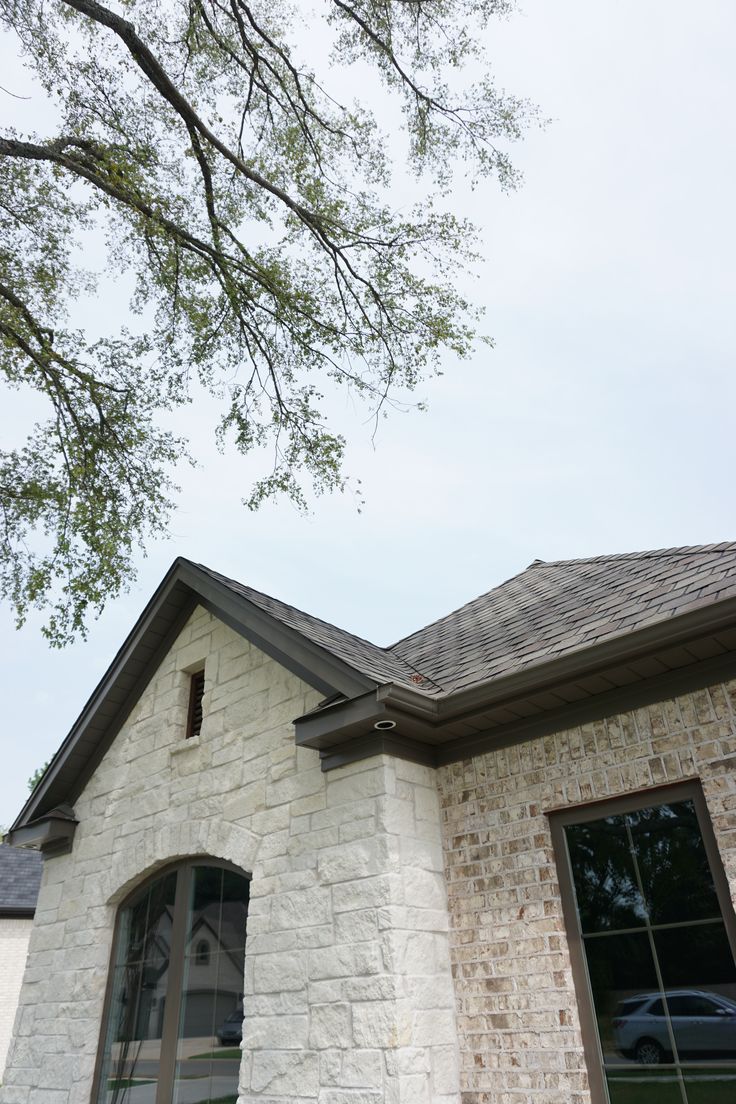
[27, 759, 50, 792]
[0, 0, 533, 643]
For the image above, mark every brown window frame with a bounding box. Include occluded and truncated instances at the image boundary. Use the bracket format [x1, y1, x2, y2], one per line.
[548, 779, 736, 1104]
[185, 669, 206, 740]
[90, 856, 249, 1104]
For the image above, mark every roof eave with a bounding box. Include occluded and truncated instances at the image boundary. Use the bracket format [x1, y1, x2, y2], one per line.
[426, 592, 736, 723]
[295, 593, 736, 766]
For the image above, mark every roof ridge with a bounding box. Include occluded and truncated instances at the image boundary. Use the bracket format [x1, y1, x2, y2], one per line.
[533, 542, 736, 568]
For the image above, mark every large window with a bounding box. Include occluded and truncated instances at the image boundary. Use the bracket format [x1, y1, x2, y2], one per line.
[92, 859, 249, 1104]
[551, 782, 736, 1104]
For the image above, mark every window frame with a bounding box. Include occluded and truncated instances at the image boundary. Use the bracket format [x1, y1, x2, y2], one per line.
[548, 780, 736, 1104]
[90, 856, 250, 1104]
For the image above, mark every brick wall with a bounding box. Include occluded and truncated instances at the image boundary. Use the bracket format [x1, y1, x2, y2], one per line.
[0, 918, 33, 1080]
[437, 680, 736, 1104]
[0, 607, 461, 1104]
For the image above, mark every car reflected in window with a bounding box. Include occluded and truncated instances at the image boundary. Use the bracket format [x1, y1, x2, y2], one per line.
[216, 1008, 244, 1047]
[612, 989, 736, 1064]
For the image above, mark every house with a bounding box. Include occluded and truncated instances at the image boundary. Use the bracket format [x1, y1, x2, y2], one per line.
[4, 544, 736, 1104]
[0, 845, 42, 1079]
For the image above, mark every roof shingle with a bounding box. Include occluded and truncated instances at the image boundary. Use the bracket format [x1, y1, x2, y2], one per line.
[197, 564, 438, 690]
[0, 845, 42, 912]
[197, 544, 736, 697]
[389, 543, 736, 693]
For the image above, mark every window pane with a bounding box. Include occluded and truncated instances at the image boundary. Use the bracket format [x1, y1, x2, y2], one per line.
[655, 923, 736, 992]
[173, 951, 242, 1104]
[220, 870, 249, 951]
[606, 1067, 684, 1104]
[585, 932, 668, 1067]
[566, 815, 647, 932]
[683, 1068, 736, 1104]
[654, 924, 736, 1061]
[123, 871, 177, 965]
[629, 801, 721, 925]
[96, 960, 168, 1101]
[173, 867, 247, 1104]
[560, 792, 736, 1104]
[188, 866, 224, 944]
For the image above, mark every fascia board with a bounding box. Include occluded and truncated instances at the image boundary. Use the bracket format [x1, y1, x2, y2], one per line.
[295, 595, 736, 748]
[12, 558, 377, 832]
[293, 689, 437, 749]
[11, 562, 195, 831]
[386, 595, 736, 724]
[178, 562, 375, 700]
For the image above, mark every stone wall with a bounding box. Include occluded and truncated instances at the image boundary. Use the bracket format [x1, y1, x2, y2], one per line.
[0, 918, 33, 1080]
[0, 606, 460, 1104]
[437, 680, 736, 1104]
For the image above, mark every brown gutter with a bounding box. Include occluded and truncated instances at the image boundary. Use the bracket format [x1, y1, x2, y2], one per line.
[386, 594, 736, 721]
[7, 807, 78, 856]
[296, 594, 736, 747]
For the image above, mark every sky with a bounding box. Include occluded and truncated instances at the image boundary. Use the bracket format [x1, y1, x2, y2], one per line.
[1, 0, 735, 827]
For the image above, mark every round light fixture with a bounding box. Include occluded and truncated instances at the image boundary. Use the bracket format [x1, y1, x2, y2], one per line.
[374, 719, 397, 731]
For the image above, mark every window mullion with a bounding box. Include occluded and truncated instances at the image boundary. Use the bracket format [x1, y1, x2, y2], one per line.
[155, 864, 192, 1104]
[624, 818, 688, 1104]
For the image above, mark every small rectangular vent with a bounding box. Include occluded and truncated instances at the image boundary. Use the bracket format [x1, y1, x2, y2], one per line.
[186, 670, 205, 740]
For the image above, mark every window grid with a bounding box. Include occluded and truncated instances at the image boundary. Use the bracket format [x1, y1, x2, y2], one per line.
[90, 858, 249, 1104]
[550, 781, 736, 1104]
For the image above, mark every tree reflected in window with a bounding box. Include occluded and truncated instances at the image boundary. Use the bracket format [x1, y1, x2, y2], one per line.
[561, 791, 736, 1104]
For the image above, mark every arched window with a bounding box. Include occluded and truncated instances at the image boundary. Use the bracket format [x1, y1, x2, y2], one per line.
[92, 859, 249, 1103]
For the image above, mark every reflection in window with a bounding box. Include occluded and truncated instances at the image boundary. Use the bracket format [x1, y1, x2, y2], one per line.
[94, 861, 249, 1104]
[563, 794, 736, 1104]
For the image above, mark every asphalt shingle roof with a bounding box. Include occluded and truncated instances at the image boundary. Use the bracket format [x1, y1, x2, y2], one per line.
[389, 543, 736, 693]
[198, 564, 434, 690]
[200, 543, 736, 698]
[0, 845, 42, 912]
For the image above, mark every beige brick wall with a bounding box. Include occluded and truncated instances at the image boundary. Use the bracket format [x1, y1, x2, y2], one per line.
[0, 918, 33, 1081]
[437, 680, 736, 1104]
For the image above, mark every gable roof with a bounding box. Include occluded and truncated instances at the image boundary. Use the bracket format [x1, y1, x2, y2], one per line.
[0, 845, 42, 915]
[10, 543, 736, 847]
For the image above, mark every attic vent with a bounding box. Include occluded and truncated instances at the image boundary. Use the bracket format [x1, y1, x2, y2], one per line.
[186, 670, 206, 740]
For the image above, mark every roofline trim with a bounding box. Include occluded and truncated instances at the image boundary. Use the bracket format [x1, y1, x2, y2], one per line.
[12, 561, 193, 830]
[305, 646, 736, 772]
[388, 592, 736, 722]
[294, 594, 736, 752]
[11, 558, 378, 832]
[178, 562, 376, 700]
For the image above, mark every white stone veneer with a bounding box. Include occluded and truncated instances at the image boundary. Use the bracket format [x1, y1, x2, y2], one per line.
[0, 607, 460, 1104]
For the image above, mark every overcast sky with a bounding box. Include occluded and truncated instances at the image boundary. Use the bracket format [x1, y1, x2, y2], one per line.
[1, 0, 735, 827]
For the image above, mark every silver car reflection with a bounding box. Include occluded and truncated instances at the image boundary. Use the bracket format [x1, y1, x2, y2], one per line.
[613, 989, 736, 1064]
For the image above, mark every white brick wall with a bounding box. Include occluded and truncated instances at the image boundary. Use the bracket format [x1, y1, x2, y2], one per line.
[0, 607, 460, 1104]
[0, 918, 33, 1081]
